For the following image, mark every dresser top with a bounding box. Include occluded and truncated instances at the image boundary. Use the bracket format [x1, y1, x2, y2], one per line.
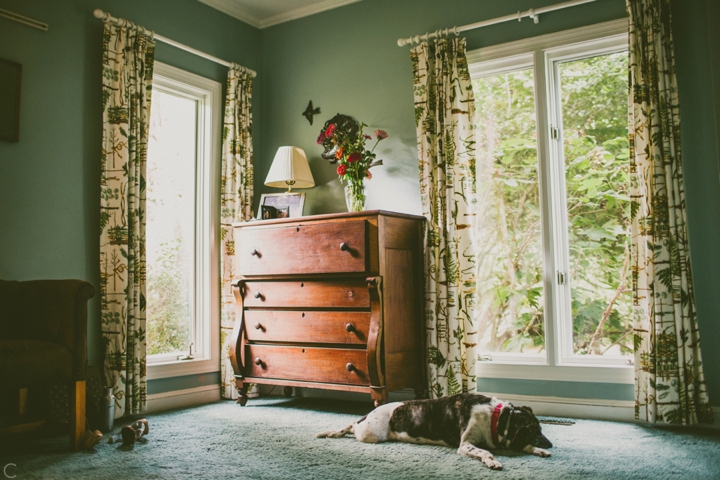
[232, 209, 425, 228]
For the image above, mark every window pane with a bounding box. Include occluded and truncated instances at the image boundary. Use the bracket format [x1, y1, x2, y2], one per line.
[472, 68, 545, 355]
[146, 90, 197, 356]
[559, 51, 632, 357]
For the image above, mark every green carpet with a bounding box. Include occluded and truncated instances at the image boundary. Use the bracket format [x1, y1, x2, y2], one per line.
[1, 397, 719, 479]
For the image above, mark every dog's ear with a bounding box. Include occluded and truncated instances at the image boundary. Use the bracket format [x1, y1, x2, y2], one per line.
[520, 405, 533, 414]
[533, 433, 552, 449]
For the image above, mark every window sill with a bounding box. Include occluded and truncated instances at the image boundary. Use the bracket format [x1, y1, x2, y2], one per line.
[476, 361, 634, 384]
[148, 356, 219, 380]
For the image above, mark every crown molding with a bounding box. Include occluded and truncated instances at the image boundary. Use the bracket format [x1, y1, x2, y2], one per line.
[199, 0, 361, 29]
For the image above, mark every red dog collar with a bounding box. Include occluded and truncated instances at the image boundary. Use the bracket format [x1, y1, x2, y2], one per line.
[491, 403, 503, 446]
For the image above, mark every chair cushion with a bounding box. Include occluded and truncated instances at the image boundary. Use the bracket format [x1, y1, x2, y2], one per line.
[0, 340, 73, 386]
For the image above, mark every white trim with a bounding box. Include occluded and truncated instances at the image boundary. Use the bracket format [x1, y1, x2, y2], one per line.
[484, 391, 636, 422]
[477, 362, 634, 384]
[147, 62, 222, 381]
[466, 18, 627, 65]
[198, 0, 362, 29]
[146, 385, 220, 413]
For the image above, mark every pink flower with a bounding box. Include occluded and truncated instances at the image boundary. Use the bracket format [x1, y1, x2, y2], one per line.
[366, 170, 373, 179]
[316, 131, 325, 144]
[337, 164, 347, 175]
[325, 123, 336, 139]
[374, 129, 388, 140]
[348, 152, 362, 163]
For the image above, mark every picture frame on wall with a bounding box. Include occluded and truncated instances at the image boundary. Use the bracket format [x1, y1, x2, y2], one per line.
[259, 193, 305, 219]
[0, 58, 22, 142]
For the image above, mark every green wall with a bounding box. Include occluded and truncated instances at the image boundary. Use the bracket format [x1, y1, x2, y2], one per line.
[0, 0, 260, 383]
[2, 0, 718, 406]
[258, 0, 720, 406]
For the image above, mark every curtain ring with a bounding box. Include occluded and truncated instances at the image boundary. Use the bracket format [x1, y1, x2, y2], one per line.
[517, 11, 522, 22]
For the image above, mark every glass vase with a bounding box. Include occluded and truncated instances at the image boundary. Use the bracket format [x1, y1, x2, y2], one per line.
[344, 182, 366, 212]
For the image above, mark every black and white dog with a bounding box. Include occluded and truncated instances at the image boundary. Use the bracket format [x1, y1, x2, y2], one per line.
[316, 393, 552, 470]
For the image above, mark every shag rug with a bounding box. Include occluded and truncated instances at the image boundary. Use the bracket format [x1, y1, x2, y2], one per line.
[1, 397, 719, 479]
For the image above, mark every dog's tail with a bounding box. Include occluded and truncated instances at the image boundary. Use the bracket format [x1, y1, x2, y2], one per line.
[315, 423, 354, 439]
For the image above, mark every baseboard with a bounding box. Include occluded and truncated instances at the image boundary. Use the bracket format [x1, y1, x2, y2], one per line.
[146, 385, 220, 413]
[482, 391, 636, 422]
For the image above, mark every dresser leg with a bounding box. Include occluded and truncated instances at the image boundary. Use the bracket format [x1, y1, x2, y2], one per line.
[235, 380, 248, 406]
[371, 388, 387, 408]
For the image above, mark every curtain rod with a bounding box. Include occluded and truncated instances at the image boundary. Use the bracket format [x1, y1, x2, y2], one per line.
[0, 7, 49, 31]
[93, 9, 257, 78]
[397, 0, 597, 47]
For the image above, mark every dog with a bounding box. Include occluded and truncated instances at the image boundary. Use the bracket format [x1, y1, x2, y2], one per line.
[316, 393, 552, 470]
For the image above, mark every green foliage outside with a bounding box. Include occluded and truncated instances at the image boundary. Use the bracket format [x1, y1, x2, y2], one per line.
[473, 51, 631, 357]
[146, 238, 191, 355]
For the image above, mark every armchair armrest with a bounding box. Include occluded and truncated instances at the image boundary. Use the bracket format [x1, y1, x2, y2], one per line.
[0, 279, 95, 380]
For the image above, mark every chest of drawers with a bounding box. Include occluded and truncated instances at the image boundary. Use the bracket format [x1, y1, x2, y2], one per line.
[229, 210, 425, 406]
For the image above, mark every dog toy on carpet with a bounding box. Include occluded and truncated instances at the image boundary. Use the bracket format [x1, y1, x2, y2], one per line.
[108, 419, 149, 445]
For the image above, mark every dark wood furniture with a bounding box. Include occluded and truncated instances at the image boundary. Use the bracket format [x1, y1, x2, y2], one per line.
[0, 279, 95, 450]
[229, 210, 425, 406]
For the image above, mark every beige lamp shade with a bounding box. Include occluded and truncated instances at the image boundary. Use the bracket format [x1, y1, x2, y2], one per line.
[264, 146, 315, 192]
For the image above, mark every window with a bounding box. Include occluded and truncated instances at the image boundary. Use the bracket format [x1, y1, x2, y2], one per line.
[470, 20, 633, 383]
[146, 62, 221, 379]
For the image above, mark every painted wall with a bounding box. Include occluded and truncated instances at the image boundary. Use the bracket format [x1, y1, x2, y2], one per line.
[0, 0, 260, 394]
[258, 0, 720, 406]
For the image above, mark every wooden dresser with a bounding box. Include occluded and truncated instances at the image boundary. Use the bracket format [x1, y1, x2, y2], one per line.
[229, 210, 425, 406]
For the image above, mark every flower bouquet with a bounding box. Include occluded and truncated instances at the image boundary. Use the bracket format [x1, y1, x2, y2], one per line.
[317, 114, 388, 212]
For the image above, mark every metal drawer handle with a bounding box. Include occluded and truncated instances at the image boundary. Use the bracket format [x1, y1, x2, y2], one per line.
[254, 291, 263, 299]
[254, 323, 265, 331]
[346, 363, 356, 372]
[251, 248, 260, 257]
[340, 242, 350, 252]
[254, 357, 265, 368]
[345, 323, 357, 333]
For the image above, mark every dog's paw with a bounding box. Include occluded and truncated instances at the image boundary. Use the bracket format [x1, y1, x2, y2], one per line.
[483, 456, 503, 470]
[534, 448, 551, 457]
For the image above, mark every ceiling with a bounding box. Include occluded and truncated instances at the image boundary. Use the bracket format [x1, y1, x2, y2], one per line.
[198, 0, 362, 29]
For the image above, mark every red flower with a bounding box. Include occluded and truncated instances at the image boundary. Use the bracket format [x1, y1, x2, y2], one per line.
[337, 164, 347, 175]
[325, 123, 337, 139]
[348, 152, 362, 163]
[374, 129, 388, 140]
[363, 134, 372, 140]
[316, 131, 325, 144]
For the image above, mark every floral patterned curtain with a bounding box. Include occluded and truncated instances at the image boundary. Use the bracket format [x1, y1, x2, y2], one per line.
[220, 65, 254, 399]
[628, 0, 713, 424]
[100, 23, 155, 418]
[411, 38, 478, 398]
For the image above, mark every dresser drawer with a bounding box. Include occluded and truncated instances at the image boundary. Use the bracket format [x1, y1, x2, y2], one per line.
[236, 220, 367, 276]
[245, 311, 370, 345]
[243, 279, 370, 308]
[245, 345, 370, 386]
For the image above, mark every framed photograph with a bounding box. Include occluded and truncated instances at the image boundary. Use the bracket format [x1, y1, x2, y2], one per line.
[0, 58, 22, 142]
[259, 193, 305, 219]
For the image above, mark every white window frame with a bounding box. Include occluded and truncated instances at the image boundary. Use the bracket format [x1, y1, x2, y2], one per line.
[147, 62, 221, 380]
[469, 19, 634, 384]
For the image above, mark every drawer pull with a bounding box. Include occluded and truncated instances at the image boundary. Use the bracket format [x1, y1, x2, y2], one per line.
[340, 242, 350, 252]
[254, 291, 263, 299]
[254, 322, 265, 331]
[251, 248, 260, 257]
[345, 323, 357, 333]
[254, 357, 265, 368]
[346, 363, 357, 372]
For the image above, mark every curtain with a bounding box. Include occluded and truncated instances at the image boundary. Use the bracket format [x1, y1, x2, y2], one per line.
[220, 65, 255, 399]
[411, 38, 478, 398]
[100, 23, 155, 418]
[628, 0, 713, 424]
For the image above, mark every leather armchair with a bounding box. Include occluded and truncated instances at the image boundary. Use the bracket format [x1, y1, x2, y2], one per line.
[0, 279, 95, 450]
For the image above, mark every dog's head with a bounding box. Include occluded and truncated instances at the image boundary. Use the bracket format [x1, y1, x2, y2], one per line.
[503, 405, 552, 451]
